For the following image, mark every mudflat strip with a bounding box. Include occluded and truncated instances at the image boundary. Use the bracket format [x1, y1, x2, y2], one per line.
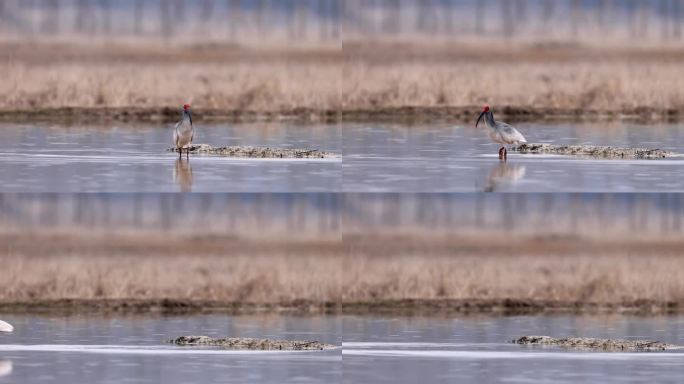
[512, 336, 679, 351]
[170, 336, 336, 351]
[513, 143, 676, 159]
[168, 144, 338, 158]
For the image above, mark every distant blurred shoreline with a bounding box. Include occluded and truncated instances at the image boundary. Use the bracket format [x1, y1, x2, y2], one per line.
[0, 105, 680, 125]
[0, 298, 680, 316]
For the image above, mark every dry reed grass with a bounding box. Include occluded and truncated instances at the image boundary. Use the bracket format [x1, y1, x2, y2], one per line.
[3, 41, 684, 115]
[0, 62, 341, 111]
[342, 253, 684, 304]
[0, 254, 342, 303]
[2, 231, 683, 308]
[341, 61, 684, 111]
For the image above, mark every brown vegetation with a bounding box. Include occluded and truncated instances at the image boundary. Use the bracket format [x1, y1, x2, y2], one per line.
[0, 232, 341, 306]
[2, 231, 684, 315]
[2, 41, 684, 123]
[0, 42, 340, 119]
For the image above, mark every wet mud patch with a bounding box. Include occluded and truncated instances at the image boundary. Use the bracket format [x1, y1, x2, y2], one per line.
[513, 143, 677, 159]
[512, 336, 680, 352]
[167, 144, 339, 158]
[170, 336, 337, 351]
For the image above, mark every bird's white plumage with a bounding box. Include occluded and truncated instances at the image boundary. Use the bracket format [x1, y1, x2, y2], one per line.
[489, 121, 527, 145]
[480, 110, 527, 146]
[174, 119, 194, 149]
[0, 320, 13, 333]
[0, 360, 11, 377]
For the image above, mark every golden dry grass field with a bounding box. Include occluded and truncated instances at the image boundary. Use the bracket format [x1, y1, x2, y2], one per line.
[2, 229, 684, 314]
[3, 40, 684, 122]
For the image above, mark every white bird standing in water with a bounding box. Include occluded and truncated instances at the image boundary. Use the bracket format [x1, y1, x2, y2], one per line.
[0, 319, 13, 333]
[174, 104, 194, 158]
[476, 105, 527, 160]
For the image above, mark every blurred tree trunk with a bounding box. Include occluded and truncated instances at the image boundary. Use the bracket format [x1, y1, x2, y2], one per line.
[416, 0, 431, 34]
[160, 0, 173, 37]
[133, 194, 143, 227]
[173, 0, 184, 23]
[101, 0, 111, 35]
[638, 0, 650, 40]
[660, 0, 669, 40]
[475, 0, 485, 35]
[501, 0, 514, 38]
[200, 0, 214, 21]
[296, 0, 308, 40]
[627, 0, 637, 38]
[75, 0, 89, 33]
[570, 0, 581, 39]
[227, 0, 241, 40]
[540, 0, 553, 34]
[513, 0, 526, 23]
[383, 0, 401, 35]
[502, 195, 513, 232]
[674, 194, 682, 231]
[366, 0, 378, 37]
[287, 0, 296, 39]
[675, 0, 682, 39]
[330, 0, 340, 38]
[42, 0, 60, 35]
[597, 0, 613, 35]
[443, 0, 455, 35]
[660, 194, 670, 233]
[134, 0, 145, 35]
[475, 193, 487, 229]
[255, 0, 267, 37]
[318, 0, 328, 40]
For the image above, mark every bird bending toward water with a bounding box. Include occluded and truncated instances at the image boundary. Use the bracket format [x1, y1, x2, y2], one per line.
[0, 319, 13, 333]
[174, 104, 195, 158]
[476, 105, 527, 160]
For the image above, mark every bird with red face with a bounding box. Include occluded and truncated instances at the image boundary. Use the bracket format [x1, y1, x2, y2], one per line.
[476, 105, 527, 160]
[174, 104, 195, 158]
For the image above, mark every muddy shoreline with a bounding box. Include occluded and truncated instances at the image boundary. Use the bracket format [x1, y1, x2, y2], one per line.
[1, 298, 681, 316]
[512, 336, 678, 351]
[0, 106, 682, 125]
[169, 144, 339, 158]
[170, 336, 336, 350]
[513, 143, 677, 159]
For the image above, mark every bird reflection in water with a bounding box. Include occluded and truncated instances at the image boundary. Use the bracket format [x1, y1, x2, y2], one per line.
[484, 162, 526, 192]
[174, 158, 193, 192]
[0, 361, 12, 378]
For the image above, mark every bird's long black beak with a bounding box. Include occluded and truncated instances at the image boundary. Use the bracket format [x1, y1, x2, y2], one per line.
[476, 111, 485, 127]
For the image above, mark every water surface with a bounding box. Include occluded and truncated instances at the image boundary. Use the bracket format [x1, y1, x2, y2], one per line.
[343, 123, 684, 192]
[343, 315, 684, 384]
[0, 123, 340, 192]
[0, 314, 340, 384]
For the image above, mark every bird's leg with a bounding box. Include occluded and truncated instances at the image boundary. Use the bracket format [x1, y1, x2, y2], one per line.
[178, 148, 182, 158]
[186, 147, 189, 159]
[504, 147, 508, 160]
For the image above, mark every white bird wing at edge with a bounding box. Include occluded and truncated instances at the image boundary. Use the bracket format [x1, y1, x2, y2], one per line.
[173, 122, 180, 147]
[0, 319, 13, 333]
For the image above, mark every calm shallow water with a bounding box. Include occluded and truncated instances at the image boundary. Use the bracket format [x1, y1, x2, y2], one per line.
[343, 123, 684, 192]
[3, 121, 684, 192]
[343, 315, 684, 384]
[0, 314, 341, 384]
[0, 123, 340, 192]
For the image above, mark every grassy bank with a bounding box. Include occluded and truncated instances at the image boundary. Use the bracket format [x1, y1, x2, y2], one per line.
[2, 231, 684, 315]
[3, 41, 684, 123]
